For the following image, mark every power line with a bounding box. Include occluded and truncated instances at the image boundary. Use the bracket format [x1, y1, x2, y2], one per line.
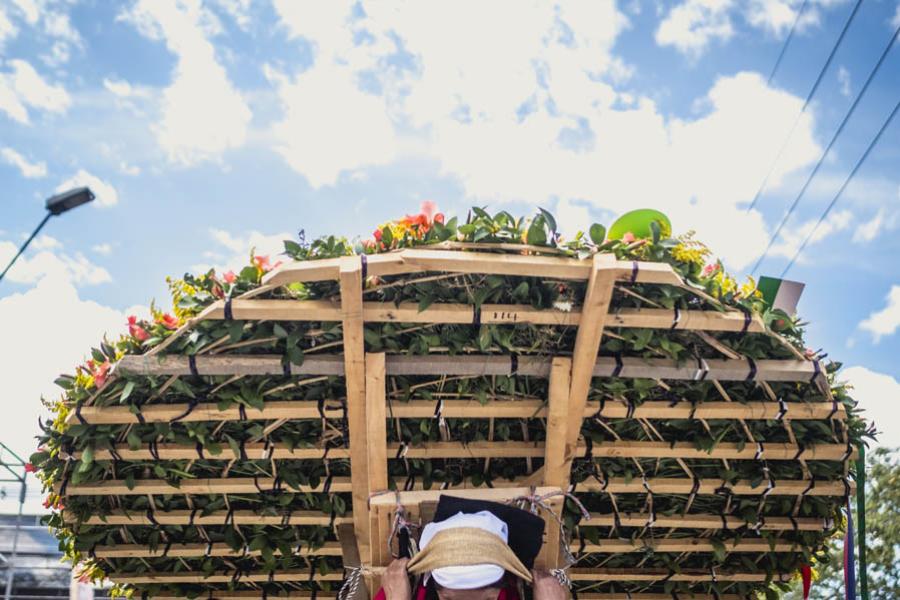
[745, 0, 865, 213]
[750, 20, 900, 276]
[768, 0, 811, 85]
[780, 95, 900, 277]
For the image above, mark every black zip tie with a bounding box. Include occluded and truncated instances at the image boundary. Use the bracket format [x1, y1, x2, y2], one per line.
[843, 476, 851, 499]
[510, 353, 519, 376]
[149, 440, 160, 461]
[688, 402, 698, 421]
[317, 396, 326, 421]
[283, 360, 292, 378]
[224, 507, 234, 526]
[745, 357, 757, 381]
[776, 397, 788, 421]
[625, 398, 635, 419]
[323, 474, 333, 495]
[404, 473, 415, 491]
[238, 404, 248, 421]
[281, 509, 292, 527]
[789, 515, 799, 533]
[630, 261, 639, 284]
[792, 443, 805, 461]
[583, 435, 593, 461]
[109, 446, 123, 463]
[755, 442, 764, 461]
[612, 352, 624, 377]
[360, 254, 368, 280]
[88, 544, 97, 559]
[268, 571, 276, 584]
[271, 476, 282, 493]
[262, 590, 268, 600]
[739, 305, 752, 334]
[670, 307, 681, 330]
[710, 566, 718, 583]
[74, 404, 88, 426]
[577, 529, 586, 556]
[146, 510, 158, 526]
[195, 442, 205, 460]
[188, 354, 199, 377]
[309, 558, 319, 600]
[472, 305, 482, 329]
[712, 589, 721, 600]
[755, 516, 766, 532]
[842, 443, 853, 462]
[328, 507, 337, 529]
[689, 476, 701, 499]
[646, 507, 656, 528]
[693, 356, 709, 381]
[161, 541, 172, 557]
[170, 397, 199, 423]
[395, 441, 408, 460]
[671, 592, 679, 600]
[134, 401, 146, 425]
[810, 359, 821, 383]
[660, 572, 674, 584]
[223, 295, 234, 321]
[433, 397, 444, 422]
[641, 475, 653, 495]
[231, 568, 242, 585]
[238, 439, 247, 460]
[254, 476, 265, 494]
[142, 592, 148, 600]
[720, 513, 729, 531]
[188, 508, 197, 525]
[828, 399, 840, 420]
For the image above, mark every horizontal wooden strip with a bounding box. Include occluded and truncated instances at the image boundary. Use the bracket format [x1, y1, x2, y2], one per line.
[205, 300, 766, 334]
[77, 441, 853, 462]
[570, 538, 798, 553]
[116, 354, 819, 382]
[582, 513, 832, 531]
[110, 569, 344, 584]
[67, 510, 349, 527]
[568, 568, 789, 582]
[576, 477, 851, 497]
[65, 398, 844, 426]
[153, 595, 335, 600]
[369, 486, 560, 508]
[576, 595, 743, 600]
[93, 541, 342, 559]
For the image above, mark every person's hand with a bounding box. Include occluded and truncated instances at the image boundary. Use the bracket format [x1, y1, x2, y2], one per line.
[532, 570, 567, 600]
[383, 558, 412, 600]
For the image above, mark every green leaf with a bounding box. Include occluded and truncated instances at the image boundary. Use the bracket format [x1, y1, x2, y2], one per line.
[119, 381, 135, 403]
[526, 217, 547, 246]
[589, 223, 606, 245]
[127, 430, 141, 451]
[538, 207, 557, 234]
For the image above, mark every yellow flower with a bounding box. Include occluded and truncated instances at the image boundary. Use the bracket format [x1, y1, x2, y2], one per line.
[671, 243, 708, 266]
[740, 276, 763, 299]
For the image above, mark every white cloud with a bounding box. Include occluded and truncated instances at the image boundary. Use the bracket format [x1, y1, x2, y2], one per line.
[91, 243, 113, 256]
[768, 209, 853, 261]
[841, 366, 900, 449]
[893, 4, 900, 28]
[556, 199, 594, 238]
[0, 59, 71, 124]
[0, 238, 111, 286]
[0, 146, 47, 178]
[837, 66, 851, 98]
[0, 6, 17, 48]
[859, 285, 900, 343]
[0, 276, 125, 488]
[119, 161, 141, 176]
[655, 0, 735, 56]
[103, 78, 138, 98]
[11, 0, 40, 25]
[853, 208, 895, 243]
[211, 0, 252, 30]
[744, 0, 823, 36]
[200, 228, 292, 274]
[56, 169, 119, 208]
[121, 0, 251, 165]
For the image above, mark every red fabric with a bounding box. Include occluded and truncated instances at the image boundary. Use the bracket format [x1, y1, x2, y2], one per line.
[801, 564, 812, 600]
[374, 582, 520, 600]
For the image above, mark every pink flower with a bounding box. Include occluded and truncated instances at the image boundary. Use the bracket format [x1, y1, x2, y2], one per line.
[223, 270, 236, 284]
[78, 572, 92, 585]
[127, 316, 150, 342]
[702, 263, 719, 277]
[373, 229, 383, 242]
[87, 359, 111, 389]
[253, 255, 282, 273]
[24, 463, 36, 473]
[156, 313, 180, 330]
[420, 200, 444, 224]
[621, 232, 636, 244]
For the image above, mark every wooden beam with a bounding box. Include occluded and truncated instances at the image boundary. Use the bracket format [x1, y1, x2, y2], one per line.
[581, 512, 832, 531]
[92, 541, 342, 559]
[366, 353, 389, 569]
[538, 357, 572, 570]
[154, 595, 335, 600]
[110, 570, 345, 584]
[369, 486, 562, 508]
[566, 254, 618, 471]
[67, 510, 349, 526]
[57, 477, 353, 496]
[340, 256, 373, 566]
[64, 400, 346, 426]
[114, 354, 821, 382]
[575, 477, 851, 496]
[576, 595, 743, 600]
[337, 523, 369, 600]
[567, 569, 789, 582]
[569, 538, 799, 553]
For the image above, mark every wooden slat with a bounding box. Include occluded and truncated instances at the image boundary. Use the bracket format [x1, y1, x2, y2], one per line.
[337, 523, 369, 600]
[340, 256, 373, 566]
[366, 353, 389, 568]
[538, 357, 571, 569]
[57, 477, 353, 496]
[567, 569, 788, 582]
[263, 253, 417, 287]
[69, 510, 350, 526]
[77, 440, 853, 462]
[576, 477, 851, 496]
[369, 486, 562, 508]
[582, 512, 832, 531]
[92, 541, 342, 559]
[154, 595, 334, 600]
[64, 400, 346, 426]
[110, 570, 344, 584]
[576, 595, 742, 600]
[570, 538, 798, 553]
[114, 353, 819, 381]
[567, 254, 618, 471]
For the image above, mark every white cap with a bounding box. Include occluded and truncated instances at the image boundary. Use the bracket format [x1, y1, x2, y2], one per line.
[418, 511, 508, 590]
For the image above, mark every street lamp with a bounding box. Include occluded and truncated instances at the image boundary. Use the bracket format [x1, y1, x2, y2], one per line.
[0, 187, 95, 283]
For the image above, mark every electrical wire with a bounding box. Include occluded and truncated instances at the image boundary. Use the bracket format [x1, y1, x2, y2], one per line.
[768, 0, 811, 85]
[745, 0, 865, 213]
[780, 95, 900, 277]
[750, 19, 900, 276]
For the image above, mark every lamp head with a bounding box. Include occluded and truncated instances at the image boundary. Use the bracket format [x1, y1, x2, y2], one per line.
[46, 187, 95, 215]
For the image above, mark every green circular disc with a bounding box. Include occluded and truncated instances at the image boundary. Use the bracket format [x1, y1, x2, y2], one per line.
[608, 208, 672, 240]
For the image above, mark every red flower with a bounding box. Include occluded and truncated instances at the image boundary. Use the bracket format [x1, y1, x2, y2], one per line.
[24, 463, 36, 473]
[223, 270, 236, 284]
[42, 496, 52, 509]
[127, 316, 149, 342]
[373, 229, 383, 242]
[87, 359, 112, 389]
[253, 255, 282, 273]
[156, 313, 179, 330]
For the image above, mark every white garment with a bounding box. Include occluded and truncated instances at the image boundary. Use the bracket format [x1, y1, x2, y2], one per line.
[418, 511, 508, 590]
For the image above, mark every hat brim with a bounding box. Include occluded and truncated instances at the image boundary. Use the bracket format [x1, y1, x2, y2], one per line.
[407, 527, 533, 584]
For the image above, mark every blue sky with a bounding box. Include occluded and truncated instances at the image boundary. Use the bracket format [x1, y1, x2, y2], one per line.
[1, 0, 899, 509]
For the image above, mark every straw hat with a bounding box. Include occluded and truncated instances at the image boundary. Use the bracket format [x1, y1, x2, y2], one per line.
[407, 512, 533, 587]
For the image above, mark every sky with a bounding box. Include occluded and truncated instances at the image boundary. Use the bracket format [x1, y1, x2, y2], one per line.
[1, 0, 899, 512]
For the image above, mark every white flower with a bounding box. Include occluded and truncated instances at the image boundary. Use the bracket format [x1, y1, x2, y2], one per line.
[553, 301, 573, 312]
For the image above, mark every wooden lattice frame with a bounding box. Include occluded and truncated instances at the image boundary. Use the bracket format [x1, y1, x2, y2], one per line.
[62, 246, 854, 599]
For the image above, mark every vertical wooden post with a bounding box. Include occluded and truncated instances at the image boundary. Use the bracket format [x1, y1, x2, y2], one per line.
[565, 254, 617, 463]
[337, 524, 369, 600]
[366, 353, 389, 572]
[538, 357, 572, 569]
[340, 256, 372, 565]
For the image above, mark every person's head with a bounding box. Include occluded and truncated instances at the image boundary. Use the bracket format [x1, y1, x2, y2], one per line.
[407, 511, 531, 598]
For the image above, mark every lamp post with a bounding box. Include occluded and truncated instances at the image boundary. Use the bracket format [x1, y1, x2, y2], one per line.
[0, 187, 95, 283]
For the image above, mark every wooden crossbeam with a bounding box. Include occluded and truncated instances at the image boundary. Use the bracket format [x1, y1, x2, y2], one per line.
[365, 353, 389, 568]
[576, 477, 851, 496]
[369, 486, 562, 508]
[66, 399, 845, 426]
[56, 477, 353, 496]
[115, 353, 820, 381]
[570, 538, 799, 553]
[92, 541, 342, 559]
[66, 510, 349, 526]
[567, 568, 789, 582]
[74, 440, 854, 462]
[537, 357, 572, 569]
[202, 300, 766, 334]
[581, 513, 832, 531]
[576, 595, 743, 600]
[154, 595, 335, 600]
[110, 570, 345, 584]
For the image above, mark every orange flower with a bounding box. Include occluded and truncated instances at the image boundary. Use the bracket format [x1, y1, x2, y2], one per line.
[223, 270, 237, 284]
[156, 313, 180, 330]
[253, 255, 282, 273]
[127, 316, 149, 341]
[621, 232, 636, 244]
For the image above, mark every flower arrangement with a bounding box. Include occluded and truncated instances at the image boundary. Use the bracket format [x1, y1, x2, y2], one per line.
[29, 204, 872, 599]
